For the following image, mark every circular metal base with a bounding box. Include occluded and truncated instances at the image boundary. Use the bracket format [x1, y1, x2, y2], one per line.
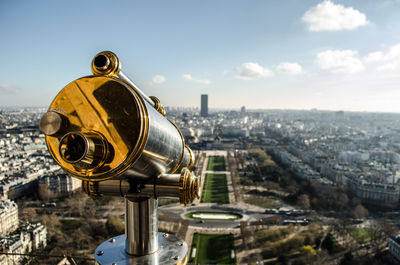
[94, 233, 188, 265]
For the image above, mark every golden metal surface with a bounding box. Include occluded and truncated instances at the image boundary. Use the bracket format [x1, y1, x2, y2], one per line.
[149, 96, 166, 116]
[59, 131, 107, 168]
[45, 50, 194, 182]
[82, 181, 101, 197]
[91, 51, 121, 76]
[178, 168, 198, 205]
[185, 146, 195, 170]
[45, 75, 149, 181]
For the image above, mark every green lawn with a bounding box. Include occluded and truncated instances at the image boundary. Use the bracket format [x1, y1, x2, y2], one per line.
[348, 227, 374, 244]
[201, 173, 229, 204]
[207, 156, 226, 171]
[189, 233, 236, 265]
[60, 219, 82, 233]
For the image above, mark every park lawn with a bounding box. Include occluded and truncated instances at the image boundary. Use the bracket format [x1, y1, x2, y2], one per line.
[207, 156, 226, 171]
[189, 233, 236, 265]
[348, 227, 374, 244]
[60, 219, 82, 233]
[201, 173, 229, 204]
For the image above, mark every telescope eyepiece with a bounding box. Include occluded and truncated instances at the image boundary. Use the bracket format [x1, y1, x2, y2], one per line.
[93, 54, 110, 71]
[60, 133, 87, 163]
[59, 131, 108, 169]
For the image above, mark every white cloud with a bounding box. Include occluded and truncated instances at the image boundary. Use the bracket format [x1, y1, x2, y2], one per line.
[0, 85, 21, 94]
[364, 43, 400, 71]
[182, 74, 210, 85]
[182, 74, 193, 81]
[364, 51, 384, 63]
[377, 63, 397, 72]
[316, 50, 364, 74]
[195, 79, 211, 85]
[236, 62, 274, 80]
[387, 43, 400, 59]
[276, 62, 303, 75]
[151, 75, 166, 85]
[302, 1, 368, 32]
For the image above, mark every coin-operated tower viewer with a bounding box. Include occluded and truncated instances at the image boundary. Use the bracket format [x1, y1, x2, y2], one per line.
[40, 51, 199, 265]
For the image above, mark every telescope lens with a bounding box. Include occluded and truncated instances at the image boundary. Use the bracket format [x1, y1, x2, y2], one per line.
[93, 54, 110, 70]
[60, 133, 87, 163]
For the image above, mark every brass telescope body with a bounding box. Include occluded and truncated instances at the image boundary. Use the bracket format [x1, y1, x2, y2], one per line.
[40, 51, 198, 204]
[40, 51, 198, 264]
[42, 52, 192, 180]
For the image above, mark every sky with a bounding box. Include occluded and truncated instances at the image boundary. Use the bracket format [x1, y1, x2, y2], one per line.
[1, 0, 400, 112]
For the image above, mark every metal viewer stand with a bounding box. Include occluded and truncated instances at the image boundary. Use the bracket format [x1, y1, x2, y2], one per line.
[93, 197, 188, 265]
[39, 51, 199, 265]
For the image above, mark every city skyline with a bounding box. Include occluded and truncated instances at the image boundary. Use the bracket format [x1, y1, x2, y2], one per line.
[1, 1, 400, 112]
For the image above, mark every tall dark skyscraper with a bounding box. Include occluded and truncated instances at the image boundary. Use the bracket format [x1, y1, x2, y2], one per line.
[201, 94, 208, 117]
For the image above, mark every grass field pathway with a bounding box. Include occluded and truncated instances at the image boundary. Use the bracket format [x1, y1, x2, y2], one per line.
[190, 151, 238, 264]
[199, 151, 236, 204]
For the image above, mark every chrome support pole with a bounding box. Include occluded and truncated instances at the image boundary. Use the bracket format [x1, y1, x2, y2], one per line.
[125, 197, 159, 256]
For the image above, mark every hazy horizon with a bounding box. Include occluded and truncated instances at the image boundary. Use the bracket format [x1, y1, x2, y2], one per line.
[3, 104, 400, 115]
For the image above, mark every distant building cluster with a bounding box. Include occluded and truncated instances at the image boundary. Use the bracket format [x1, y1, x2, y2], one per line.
[169, 103, 263, 150]
[0, 200, 18, 237]
[262, 110, 400, 208]
[0, 200, 47, 265]
[170, 107, 400, 209]
[0, 108, 78, 200]
[39, 171, 82, 197]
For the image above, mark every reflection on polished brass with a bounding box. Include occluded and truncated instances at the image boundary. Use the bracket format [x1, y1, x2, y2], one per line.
[92, 51, 156, 108]
[44, 51, 194, 181]
[82, 167, 200, 205]
[179, 168, 200, 205]
[149, 96, 166, 116]
[91, 51, 121, 76]
[178, 145, 195, 172]
[82, 180, 100, 197]
[45, 76, 148, 181]
[59, 131, 108, 168]
[186, 146, 195, 169]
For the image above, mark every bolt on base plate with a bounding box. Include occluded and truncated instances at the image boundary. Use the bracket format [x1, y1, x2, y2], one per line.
[94, 233, 188, 265]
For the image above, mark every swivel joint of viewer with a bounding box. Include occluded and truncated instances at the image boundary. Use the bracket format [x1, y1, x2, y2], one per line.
[40, 51, 200, 265]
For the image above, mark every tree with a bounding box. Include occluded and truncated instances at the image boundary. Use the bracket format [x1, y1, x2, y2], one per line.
[297, 194, 311, 209]
[38, 184, 55, 202]
[340, 252, 354, 265]
[334, 192, 349, 209]
[20, 208, 36, 221]
[106, 215, 124, 235]
[301, 245, 317, 256]
[352, 204, 368, 219]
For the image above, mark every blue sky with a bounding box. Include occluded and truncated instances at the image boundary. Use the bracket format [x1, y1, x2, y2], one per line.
[1, 0, 400, 112]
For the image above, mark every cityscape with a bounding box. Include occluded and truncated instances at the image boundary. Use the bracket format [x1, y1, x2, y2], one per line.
[1, 95, 400, 264]
[3, 1, 400, 264]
